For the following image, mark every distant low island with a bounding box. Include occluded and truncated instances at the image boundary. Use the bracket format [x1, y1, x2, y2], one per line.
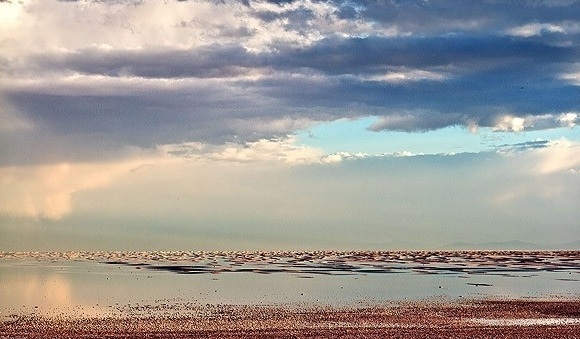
[444, 240, 580, 251]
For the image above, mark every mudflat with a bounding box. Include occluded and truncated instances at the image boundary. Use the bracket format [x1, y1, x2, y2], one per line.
[1, 299, 579, 338]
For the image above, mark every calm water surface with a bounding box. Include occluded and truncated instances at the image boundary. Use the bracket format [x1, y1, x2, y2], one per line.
[1, 251, 578, 318]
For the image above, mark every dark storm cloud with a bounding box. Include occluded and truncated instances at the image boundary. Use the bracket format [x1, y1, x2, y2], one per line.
[25, 33, 577, 79]
[349, 0, 580, 32]
[28, 45, 258, 79]
[254, 6, 315, 25]
[281, 35, 577, 72]
[0, 82, 271, 165]
[1, 0, 579, 164]
[247, 0, 580, 37]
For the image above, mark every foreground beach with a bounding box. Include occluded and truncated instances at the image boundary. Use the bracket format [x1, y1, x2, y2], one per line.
[1, 299, 579, 338]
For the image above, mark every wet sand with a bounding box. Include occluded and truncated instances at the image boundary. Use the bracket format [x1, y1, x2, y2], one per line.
[1, 299, 579, 338]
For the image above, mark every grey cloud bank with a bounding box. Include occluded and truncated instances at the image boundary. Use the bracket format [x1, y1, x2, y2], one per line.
[1, 0, 579, 165]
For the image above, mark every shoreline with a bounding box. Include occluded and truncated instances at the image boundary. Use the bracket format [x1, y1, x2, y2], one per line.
[2, 298, 579, 338]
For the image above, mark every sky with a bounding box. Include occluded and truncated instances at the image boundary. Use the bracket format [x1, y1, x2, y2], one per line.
[0, 0, 579, 251]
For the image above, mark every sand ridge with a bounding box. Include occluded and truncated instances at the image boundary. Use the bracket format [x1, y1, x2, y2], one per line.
[1, 250, 579, 276]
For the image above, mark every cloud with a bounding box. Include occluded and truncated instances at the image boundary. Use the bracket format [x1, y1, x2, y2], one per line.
[25, 45, 260, 79]
[0, 134, 337, 219]
[507, 23, 567, 37]
[0, 0, 252, 53]
[557, 112, 579, 127]
[367, 111, 466, 132]
[0, 95, 35, 131]
[1, 0, 579, 251]
[493, 115, 527, 132]
[1, 0, 579, 166]
[491, 138, 580, 206]
[160, 136, 326, 165]
[531, 138, 580, 174]
[0, 158, 151, 220]
[0, 136, 327, 221]
[365, 67, 448, 84]
[561, 71, 580, 85]
[69, 146, 579, 248]
[0, 132, 466, 222]
[494, 140, 550, 152]
[2, 137, 579, 248]
[492, 137, 580, 174]
[492, 113, 579, 132]
[224, 117, 317, 137]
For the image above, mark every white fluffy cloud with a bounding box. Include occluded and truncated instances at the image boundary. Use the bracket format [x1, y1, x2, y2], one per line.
[557, 112, 578, 127]
[366, 67, 448, 84]
[531, 138, 580, 174]
[492, 113, 579, 132]
[160, 136, 326, 165]
[507, 22, 567, 37]
[492, 138, 580, 207]
[0, 0, 397, 59]
[561, 71, 580, 85]
[1, 1, 242, 53]
[493, 115, 526, 132]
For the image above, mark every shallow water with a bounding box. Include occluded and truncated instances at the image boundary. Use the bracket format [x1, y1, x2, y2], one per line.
[1, 251, 579, 318]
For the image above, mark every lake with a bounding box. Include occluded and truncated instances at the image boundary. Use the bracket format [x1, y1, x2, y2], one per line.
[1, 250, 579, 319]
